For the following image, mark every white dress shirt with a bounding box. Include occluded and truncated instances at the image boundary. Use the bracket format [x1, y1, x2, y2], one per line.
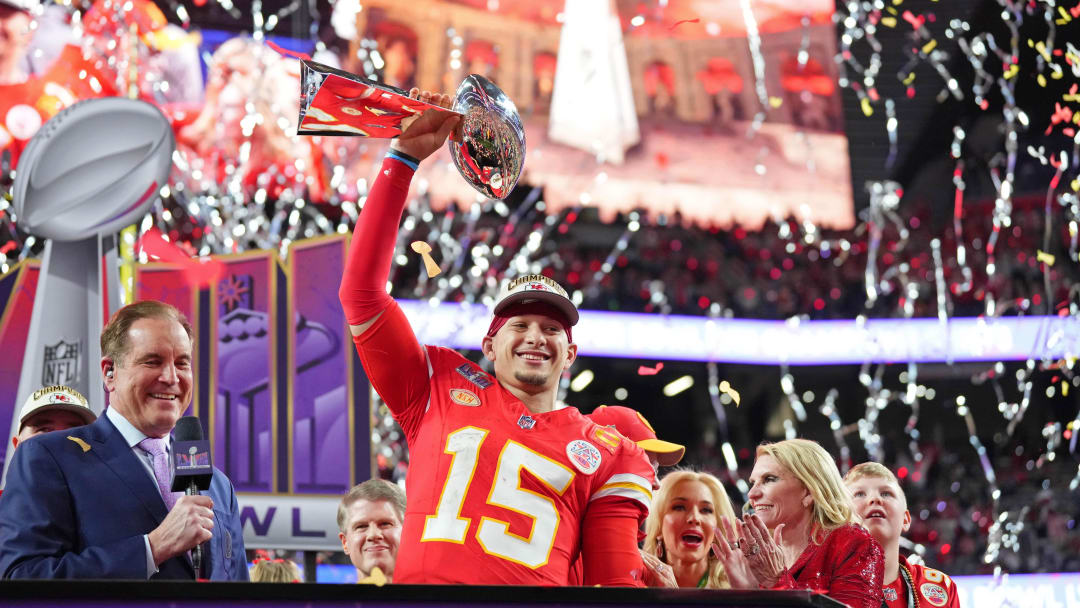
[105, 407, 173, 578]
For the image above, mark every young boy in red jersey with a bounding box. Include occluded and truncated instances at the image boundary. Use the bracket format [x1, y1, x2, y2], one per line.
[845, 463, 960, 608]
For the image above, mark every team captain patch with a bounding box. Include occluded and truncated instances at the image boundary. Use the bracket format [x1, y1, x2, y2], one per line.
[455, 363, 493, 389]
[566, 440, 602, 474]
[919, 583, 948, 607]
[449, 388, 481, 406]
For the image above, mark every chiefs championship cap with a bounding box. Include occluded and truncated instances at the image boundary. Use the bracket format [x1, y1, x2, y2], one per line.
[587, 405, 685, 467]
[18, 385, 96, 430]
[494, 274, 579, 326]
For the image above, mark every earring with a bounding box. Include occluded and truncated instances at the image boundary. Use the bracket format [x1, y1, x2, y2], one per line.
[656, 538, 666, 561]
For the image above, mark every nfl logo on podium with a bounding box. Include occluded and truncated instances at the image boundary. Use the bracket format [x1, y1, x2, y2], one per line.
[42, 339, 80, 385]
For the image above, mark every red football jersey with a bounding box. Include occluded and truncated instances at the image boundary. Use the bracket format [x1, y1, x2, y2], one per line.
[886, 555, 960, 608]
[384, 341, 655, 585]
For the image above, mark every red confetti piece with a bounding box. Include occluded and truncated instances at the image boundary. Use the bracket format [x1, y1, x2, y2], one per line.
[669, 18, 700, 30]
[902, 10, 926, 29]
[1046, 103, 1074, 135]
[0, 240, 16, 254]
[137, 228, 224, 288]
[638, 362, 664, 375]
[266, 40, 311, 62]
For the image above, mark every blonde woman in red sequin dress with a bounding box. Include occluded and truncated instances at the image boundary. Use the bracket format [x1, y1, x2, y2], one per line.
[715, 439, 885, 607]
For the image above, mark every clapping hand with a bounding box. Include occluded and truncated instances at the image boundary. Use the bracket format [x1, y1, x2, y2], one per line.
[639, 549, 678, 588]
[736, 513, 786, 588]
[712, 517, 759, 589]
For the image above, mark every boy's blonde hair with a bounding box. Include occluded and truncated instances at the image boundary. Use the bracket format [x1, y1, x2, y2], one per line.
[843, 461, 907, 508]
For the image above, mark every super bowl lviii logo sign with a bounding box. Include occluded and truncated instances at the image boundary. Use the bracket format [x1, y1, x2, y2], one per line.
[0, 234, 371, 550]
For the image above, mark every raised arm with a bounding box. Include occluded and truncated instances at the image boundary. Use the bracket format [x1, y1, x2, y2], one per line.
[337, 91, 459, 431]
[338, 90, 459, 337]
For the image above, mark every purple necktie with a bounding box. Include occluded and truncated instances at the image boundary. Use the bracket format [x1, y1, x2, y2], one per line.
[137, 437, 179, 511]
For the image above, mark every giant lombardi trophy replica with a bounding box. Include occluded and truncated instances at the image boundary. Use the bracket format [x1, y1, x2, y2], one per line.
[3, 97, 175, 483]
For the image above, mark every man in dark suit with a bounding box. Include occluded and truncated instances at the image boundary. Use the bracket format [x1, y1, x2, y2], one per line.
[0, 300, 248, 580]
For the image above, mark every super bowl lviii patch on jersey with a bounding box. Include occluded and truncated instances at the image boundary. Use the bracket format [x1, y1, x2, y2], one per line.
[450, 388, 481, 406]
[566, 440, 602, 474]
[919, 583, 948, 607]
[455, 363, 493, 389]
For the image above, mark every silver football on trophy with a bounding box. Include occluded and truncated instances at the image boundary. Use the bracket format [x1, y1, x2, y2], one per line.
[447, 74, 525, 200]
[13, 97, 174, 241]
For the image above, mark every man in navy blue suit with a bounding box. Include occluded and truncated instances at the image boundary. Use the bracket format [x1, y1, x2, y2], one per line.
[0, 300, 248, 580]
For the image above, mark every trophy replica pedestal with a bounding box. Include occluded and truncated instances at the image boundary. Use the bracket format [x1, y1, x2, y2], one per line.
[15, 236, 120, 415]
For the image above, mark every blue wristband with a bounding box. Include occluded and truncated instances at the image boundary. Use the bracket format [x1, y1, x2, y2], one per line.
[386, 149, 420, 171]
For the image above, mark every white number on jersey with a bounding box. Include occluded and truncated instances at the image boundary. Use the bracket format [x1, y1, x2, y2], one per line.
[421, 426, 576, 568]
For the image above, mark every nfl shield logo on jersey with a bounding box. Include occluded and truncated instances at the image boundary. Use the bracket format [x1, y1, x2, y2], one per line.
[566, 440, 602, 474]
[517, 415, 536, 429]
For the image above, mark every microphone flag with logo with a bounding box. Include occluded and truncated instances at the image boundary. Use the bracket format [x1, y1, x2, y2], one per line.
[171, 415, 213, 579]
[171, 416, 213, 492]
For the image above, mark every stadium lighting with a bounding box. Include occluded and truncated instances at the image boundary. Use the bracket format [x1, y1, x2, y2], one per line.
[663, 375, 694, 397]
[570, 370, 594, 392]
[397, 300, 1076, 365]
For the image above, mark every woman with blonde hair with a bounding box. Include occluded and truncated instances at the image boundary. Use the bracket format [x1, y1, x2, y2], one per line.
[249, 557, 302, 583]
[642, 470, 752, 588]
[715, 439, 884, 607]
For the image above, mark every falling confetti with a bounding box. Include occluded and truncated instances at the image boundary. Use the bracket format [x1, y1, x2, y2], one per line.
[718, 380, 741, 407]
[410, 241, 442, 278]
[357, 566, 387, 586]
[637, 362, 664, 376]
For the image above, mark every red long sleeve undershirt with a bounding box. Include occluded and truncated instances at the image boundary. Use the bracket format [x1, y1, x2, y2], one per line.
[337, 156, 414, 326]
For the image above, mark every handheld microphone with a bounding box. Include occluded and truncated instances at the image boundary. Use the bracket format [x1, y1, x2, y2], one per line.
[171, 416, 213, 579]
